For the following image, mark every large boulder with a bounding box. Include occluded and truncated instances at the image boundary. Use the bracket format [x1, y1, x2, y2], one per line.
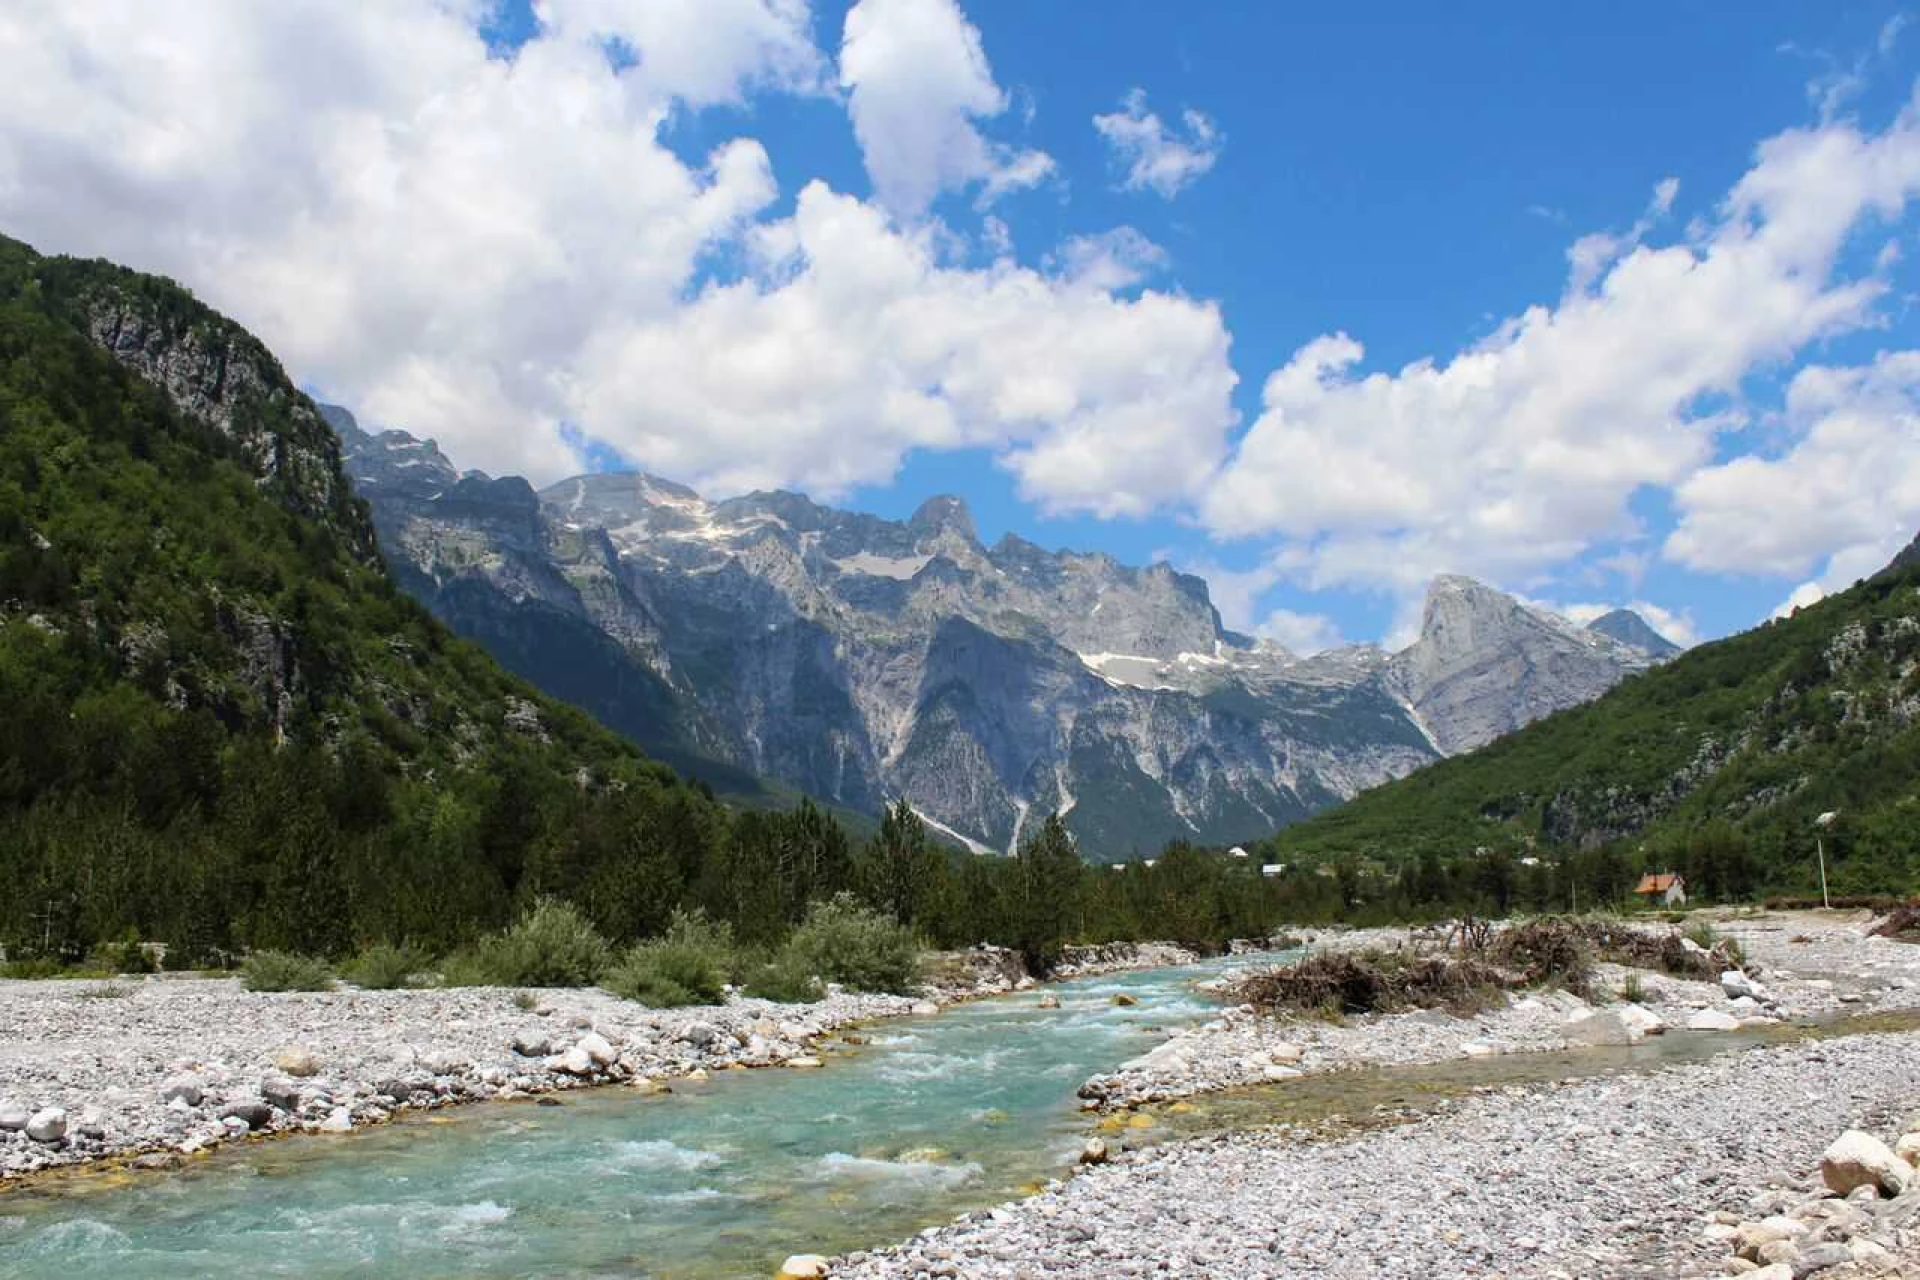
[159, 1075, 205, 1107]
[777, 1257, 829, 1280]
[25, 1107, 67, 1143]
[1821, 1130, 1913, 1198]
[1722, 970, 1768, 1002]
[576, 1032, 617, 1068]
[1688, 1009, 1742, 1032]
[1617, 1004, 1666, 1037]
[0, 1100, 29, 1131]
[273, 1046, 322, 1078]
[220, 1101, 273, 1131]
[1566, 1010, 1643, 1046]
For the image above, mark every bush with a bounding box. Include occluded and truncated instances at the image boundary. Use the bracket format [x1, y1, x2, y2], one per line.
[1619, 971, 1647, 1004]
[103, 927, 156, 975]
[342, 941, 432, 990]
[467, 898, 611, 988]
[740, 948, 823, 1004]
[606, 910, 736, 1008]
[242, 950, 335, 992]
[786, 894, 921, 994]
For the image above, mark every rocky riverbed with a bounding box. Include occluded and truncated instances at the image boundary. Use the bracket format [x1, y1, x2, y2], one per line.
[834, 1030, 1920, 1278]
[1081, 911, 1920, 1110]
[0, 940, 1204, 1182]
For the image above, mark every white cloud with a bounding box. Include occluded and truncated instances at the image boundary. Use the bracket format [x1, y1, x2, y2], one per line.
[1093, 88, 1222, 198]
[1667, 349, 1920, 594]
[1053, 227, 1168, 292]
[0, 0, 1233, 517]
[839, 0, 1053, 218]
[1201, 98, 1920, 599]
[1256, 608, 1347, 656]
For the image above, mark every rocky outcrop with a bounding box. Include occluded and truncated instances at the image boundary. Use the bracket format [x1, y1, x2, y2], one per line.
[1385, 576, 1663, 755]
[1585, 608, 1681, 657]
[334, 419, 1663, 854]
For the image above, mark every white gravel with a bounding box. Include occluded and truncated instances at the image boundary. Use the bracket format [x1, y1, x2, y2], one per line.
[835, 1030, 1920, 1278]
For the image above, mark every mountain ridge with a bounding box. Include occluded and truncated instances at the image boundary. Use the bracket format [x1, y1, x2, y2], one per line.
[335, 415, 1677, 856]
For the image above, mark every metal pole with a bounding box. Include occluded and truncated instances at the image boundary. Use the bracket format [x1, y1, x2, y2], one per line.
[1817, 835, 1830, 910]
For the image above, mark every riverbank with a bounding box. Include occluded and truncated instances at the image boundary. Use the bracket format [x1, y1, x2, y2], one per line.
[834, 1029, 1920, 1278]
[1080, 910, 1920, 1110]
[0, 939, 1201, 1183]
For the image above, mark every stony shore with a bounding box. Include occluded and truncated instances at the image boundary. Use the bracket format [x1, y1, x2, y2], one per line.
[834, 1030, 1920, 1278]
[1081, 911, 1920, 1111]
[0, 939, 1196, 1181]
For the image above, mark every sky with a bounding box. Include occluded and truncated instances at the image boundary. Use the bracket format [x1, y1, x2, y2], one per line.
[2, 2, 1919, 652]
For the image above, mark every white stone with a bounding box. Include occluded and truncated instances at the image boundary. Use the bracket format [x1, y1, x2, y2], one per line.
[1566, 1010, 1643, 1046]
[787, 1056, 824, 1069]
[576, 1032, 617, 1067]
[274, 1046, 321, 1078]
[1721, 970, 1768, 1002]
[1688, 1009, 1742, 1032]
[159, 1075, 205, 1107]
[1262, 1065, 1302, 1081]
[0, 1100, 29, 1131]
[1821, 1130, 1913, 1198]
[318, 1107, 353, 1134]
[559, 1046, 595, 1076]
[26, 1106, 67, 1143]
[777, 1256, 830, 1279]
[911, 1001, 939, 1016]
[1617, 1004, 1665, 1036]
[1894, 1132, 1920, 1167]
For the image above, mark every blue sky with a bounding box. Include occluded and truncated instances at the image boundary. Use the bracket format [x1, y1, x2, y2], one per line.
[4, 1, 1919, 650]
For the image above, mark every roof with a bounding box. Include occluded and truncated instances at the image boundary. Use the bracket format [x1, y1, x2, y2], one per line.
[1633, 873, 1683, 894]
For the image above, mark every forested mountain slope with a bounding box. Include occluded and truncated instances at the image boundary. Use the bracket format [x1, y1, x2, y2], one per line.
[0, 235, 738, 960]
[1262, 554, 1920, 901]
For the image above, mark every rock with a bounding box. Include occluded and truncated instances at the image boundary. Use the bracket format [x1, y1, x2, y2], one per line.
[910, 1001, 939, 1016]
[559, 1045, 595, 1076]
[511, 1031, 551, 1057]
[318, 1107, 353, 1133]
[1821, 1130, 1913, 1198]
[1037, 994, 1060, 1010]
[1689, 1010, 1742, 1032]
[26, 1107, 67, 1143]
[1111, 994, 1137, 1007]
[777, 1256, 830, 1280]
[75, 1108, 107, 1139]
[1848, 1238, 1895, 1272]
[1747, 1266, 1794, 1280]
[1790, 1242, 1853, 1276]
[220, 1101, 274, 1131]
[1566, 1010, 1643, 1046]
[1079, 1137, 1111, 1165]
[131, 1152, 186, 1171]
[261, 1077, 303, 1111]
[159, 1075, 205, 1107]
[1723, 1257, 1759, 1274]
[1262, 1065, 1302, 1081]
[274, 1046, 321, 1078]
[0, 1100, 29, 1131]
[679, 1022, 722, 1049]
[1755, 1240, 1799, 1267]
[1269, 1041, 1305, 1063]
[1736, 1218, 1804, 1260]
[1722, 970, 1768, 1001]
[787, 1056, 824, 1069]
[1894, 1132, 1920, 1167]
[576, 1032, 617, 1067]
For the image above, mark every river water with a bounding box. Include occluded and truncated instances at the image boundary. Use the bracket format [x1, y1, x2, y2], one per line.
[6, 961, 1902, 1280]
[0, 959, 1277, 1279]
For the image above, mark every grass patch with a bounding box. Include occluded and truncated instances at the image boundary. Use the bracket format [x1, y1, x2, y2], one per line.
[241, 951, 335, 992]
[75, 982, 135, 999]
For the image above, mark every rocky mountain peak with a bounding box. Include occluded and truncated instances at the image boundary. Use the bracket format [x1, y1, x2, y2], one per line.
[1887, 528, 1920, 575]
[1585, 608, 1680, 657]
[908, 494, 977, 544]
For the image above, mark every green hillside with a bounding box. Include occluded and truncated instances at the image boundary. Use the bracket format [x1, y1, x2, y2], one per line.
[0, 235, 750, 961]
[1260, 560, 1920, 907]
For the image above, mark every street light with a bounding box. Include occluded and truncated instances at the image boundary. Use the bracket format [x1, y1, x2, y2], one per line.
[1814, 810, 1839, 909]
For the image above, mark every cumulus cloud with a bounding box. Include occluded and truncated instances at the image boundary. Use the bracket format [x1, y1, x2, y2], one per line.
[1093, 89, 1222, 198]
[1256, 609, 1347, 656]
[0, 0, 1233, 514]
[1053, 226, 1169, 292]
[1201, 99, 1920, 597]
[839, 0, 1053, 218]
[1667, 349, 1920, 603]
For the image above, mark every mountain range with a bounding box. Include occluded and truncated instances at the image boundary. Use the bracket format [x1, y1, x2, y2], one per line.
[331, 412, 1678, 857]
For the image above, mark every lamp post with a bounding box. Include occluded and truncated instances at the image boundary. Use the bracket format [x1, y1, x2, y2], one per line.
[1813, 811, 1839, 910]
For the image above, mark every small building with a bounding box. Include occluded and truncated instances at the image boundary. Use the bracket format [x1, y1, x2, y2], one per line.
[1632, 872, 1687, 907]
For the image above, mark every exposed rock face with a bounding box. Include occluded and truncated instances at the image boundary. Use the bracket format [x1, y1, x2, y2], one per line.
[1585, 608, 1681, 658]
[1886, 529, 1920, 576]
[334, 417, 1663, 855]
[1386, 577, 1663, 755]
[78, 284, 376, 562]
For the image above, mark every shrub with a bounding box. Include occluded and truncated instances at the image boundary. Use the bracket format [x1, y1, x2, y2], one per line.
[242, 950, 335, 992]
[1, 958, 70, 980]
[606, 910, 736, 1008]
[1488, 918, 1596, 997]
[786, 893, 922, 994]
[741, 948, 823, 1004]
[1619, 971, 1647, 1004]
[103, 927, 156, 975]
[468, 898, 611, 988]
[343, 941, 433, 990]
